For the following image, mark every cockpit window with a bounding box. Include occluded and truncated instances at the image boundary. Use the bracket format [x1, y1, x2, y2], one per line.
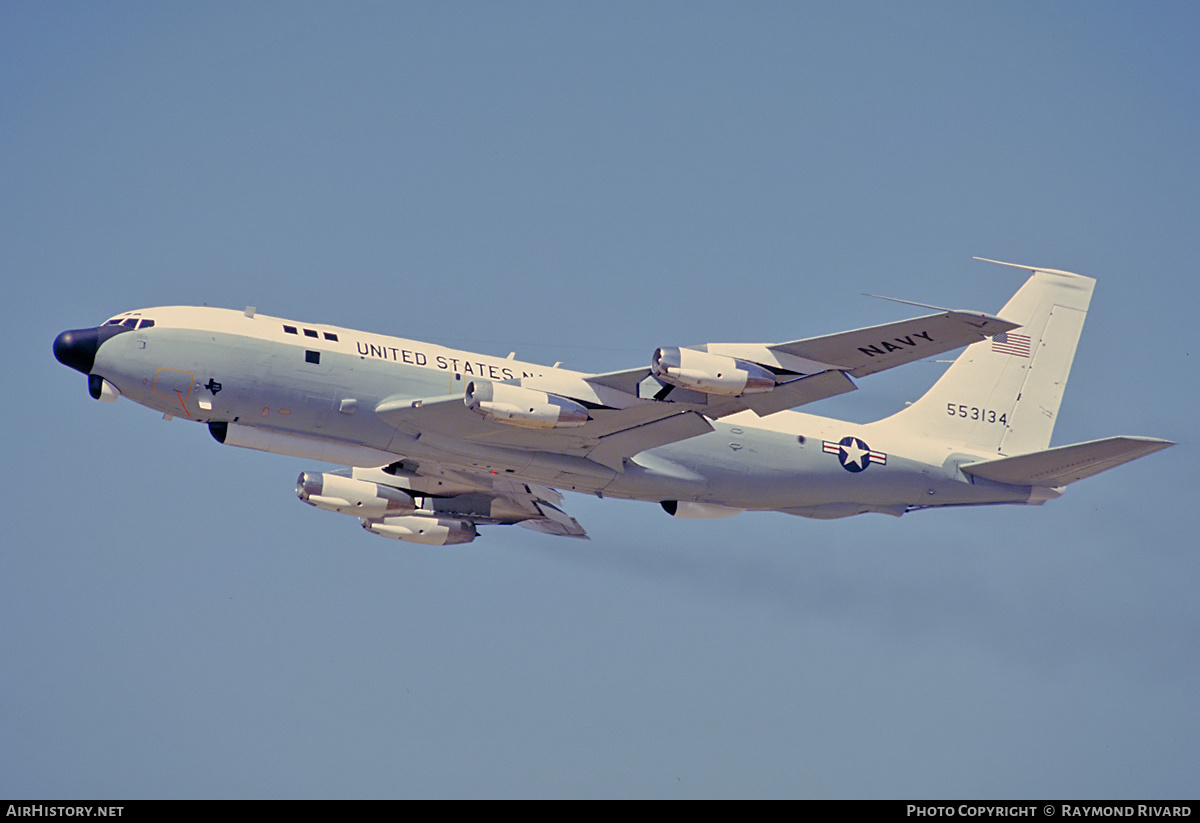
[138, 319, 154, 329]
[122, 318, 139, 328]
[103, 319, 122, 326]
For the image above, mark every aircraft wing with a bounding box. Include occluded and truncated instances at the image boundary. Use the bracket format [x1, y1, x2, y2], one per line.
[375, 368, 854, 471]
[374, 307, 1014, 471]
[352, 464, 588, 538]
[703, 309, 1019, 378]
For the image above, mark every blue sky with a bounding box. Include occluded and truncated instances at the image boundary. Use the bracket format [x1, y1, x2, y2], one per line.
[3, 2, 1198, 798]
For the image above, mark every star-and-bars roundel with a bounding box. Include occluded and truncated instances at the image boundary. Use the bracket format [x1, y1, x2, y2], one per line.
[823, 436, 887, 473]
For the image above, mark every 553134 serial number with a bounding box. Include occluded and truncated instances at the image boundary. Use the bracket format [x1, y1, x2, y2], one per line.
[947, 403, 1007, 424]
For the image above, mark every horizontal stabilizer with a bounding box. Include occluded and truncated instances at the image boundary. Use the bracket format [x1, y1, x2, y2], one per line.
[960, 437, 1174, 487]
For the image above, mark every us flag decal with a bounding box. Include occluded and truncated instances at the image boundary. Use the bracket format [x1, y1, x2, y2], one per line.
[991, 331, 1031, 357]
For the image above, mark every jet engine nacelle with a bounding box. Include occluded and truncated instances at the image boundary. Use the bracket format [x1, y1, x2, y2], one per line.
[464, 381, 589, 429]
[361, 515, 478, 545]
[296, 472, 416, 518]
[651, 347, 775, 396]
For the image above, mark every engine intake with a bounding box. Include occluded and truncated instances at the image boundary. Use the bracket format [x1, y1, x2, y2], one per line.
[296, 472, 416, 518]
[651, 347, 775, 396]
[465, 381, 588, 429]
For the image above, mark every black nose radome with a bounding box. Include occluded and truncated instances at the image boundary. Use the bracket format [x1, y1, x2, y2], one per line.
[53, 325, 131, 374]
[54, 328, 100, 374]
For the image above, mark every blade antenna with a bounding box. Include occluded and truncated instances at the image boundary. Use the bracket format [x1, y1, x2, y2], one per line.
[861, 293, 952, 312]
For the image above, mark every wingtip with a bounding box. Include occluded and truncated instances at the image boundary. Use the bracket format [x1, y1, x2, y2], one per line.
[1113, 435, 1177, 449]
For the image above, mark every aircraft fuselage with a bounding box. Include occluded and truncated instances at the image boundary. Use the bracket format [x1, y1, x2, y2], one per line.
[56, 305, 1037, 523]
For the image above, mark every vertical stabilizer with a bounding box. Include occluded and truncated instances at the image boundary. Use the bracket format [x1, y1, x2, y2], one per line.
[872, 262, 1095, 456]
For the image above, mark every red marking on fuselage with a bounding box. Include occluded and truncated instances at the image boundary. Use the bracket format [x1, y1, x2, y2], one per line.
[174, 390, 193, 418]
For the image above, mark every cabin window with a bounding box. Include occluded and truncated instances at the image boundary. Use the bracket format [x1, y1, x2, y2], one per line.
[304, 329, 319, 338]
[323, 332, 339, 342]
[283, 325, 298, 335]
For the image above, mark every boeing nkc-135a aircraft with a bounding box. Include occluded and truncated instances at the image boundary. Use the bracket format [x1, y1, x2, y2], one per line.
[54, 260, 1172, 545]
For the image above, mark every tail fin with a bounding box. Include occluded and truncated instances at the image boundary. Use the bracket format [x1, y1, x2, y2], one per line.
[871, 261, 1095, 456]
